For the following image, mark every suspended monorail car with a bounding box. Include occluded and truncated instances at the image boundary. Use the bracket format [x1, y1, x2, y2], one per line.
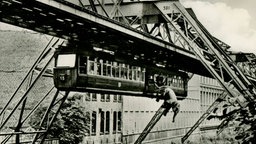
[53, 46, 189, 100]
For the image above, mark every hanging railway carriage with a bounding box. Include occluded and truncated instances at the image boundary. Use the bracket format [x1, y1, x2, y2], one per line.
[53, 45, 189, 100]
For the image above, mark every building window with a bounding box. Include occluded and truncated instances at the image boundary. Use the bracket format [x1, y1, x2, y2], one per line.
[100, 111, 105, 135]
[113, 94, 117, 102]
[113, 111, 117, 133]
[101, 94, 105, 102]
[106, 94, 110, 102]
[106, 111, 110, 134]
[91, 111, 97, 135]
[118, 95, 122, 103]
[118, 111, 122, 132]
[85, 112, 90, 136]
[85, 93, 90, 101]
[92, 93, 97, 101]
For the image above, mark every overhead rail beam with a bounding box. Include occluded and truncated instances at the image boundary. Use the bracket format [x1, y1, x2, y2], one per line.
[0, 0, 217, 77]
[0, 0, 195, 59]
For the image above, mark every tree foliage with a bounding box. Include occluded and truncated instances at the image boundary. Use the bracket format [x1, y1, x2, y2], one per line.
[214, 99, 256, 144]
[29, 93, 90, 144]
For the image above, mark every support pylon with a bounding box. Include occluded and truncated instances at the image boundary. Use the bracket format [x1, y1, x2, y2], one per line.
[0, 37, 66, 143]
[134, 102, 171, 144]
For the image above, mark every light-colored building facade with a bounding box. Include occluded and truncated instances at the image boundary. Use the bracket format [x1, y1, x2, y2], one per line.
[79, 93, 123, 144]
[121, 74, 224, 143]
[79, 74, 225, 144]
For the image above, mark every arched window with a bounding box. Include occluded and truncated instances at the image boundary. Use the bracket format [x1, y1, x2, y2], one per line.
[117, 112, 122, 132]
[91, 111, 97, 135]
[100, 111, 105, 135]
[113, 94, 117, 102]
[113, 111, 117, 134]
[85, 111, 90, 136]
[106, 111, 110, 134]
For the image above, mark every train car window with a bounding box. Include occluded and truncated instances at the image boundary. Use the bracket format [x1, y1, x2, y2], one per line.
[132, 66, 136, 80]
[181, 78, 184, 88]
[136, 67, 139, 81]
[128, 66, 132, 80]
[100, 111, 105, 135]
[88, 59, 95, 74]
[116, 63, 121, 78]
[121, 64, 128, 79]
[174, 78, 177, 87]
[91, 111, 97, 135]
[106, 111, 110, 134]
[113, 111, 117, 133]
[176, 77, 179, 87]
[141, 68, 145, 81]
[137, 67, 141, 81]
[112, 62, 118, 77]
[103, 61, 107, 76]
[97, 59, 102, 75]
[117, 112, 122, 132]
[107, 61, 112, 76]
[147, 75, 153, 84]
[177, 77, 180, 88]
[56, 54, 76, 67]
[179, 76, 182, 88]
[168, 77, 173, 86]
[138, 67, 145, 82]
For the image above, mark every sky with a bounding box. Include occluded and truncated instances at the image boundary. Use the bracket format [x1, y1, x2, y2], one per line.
[181, 0, 256, 54]
[1, 0, 255, 54]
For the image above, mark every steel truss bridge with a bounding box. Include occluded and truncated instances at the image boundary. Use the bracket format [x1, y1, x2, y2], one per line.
[0, 0, 256, 143]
